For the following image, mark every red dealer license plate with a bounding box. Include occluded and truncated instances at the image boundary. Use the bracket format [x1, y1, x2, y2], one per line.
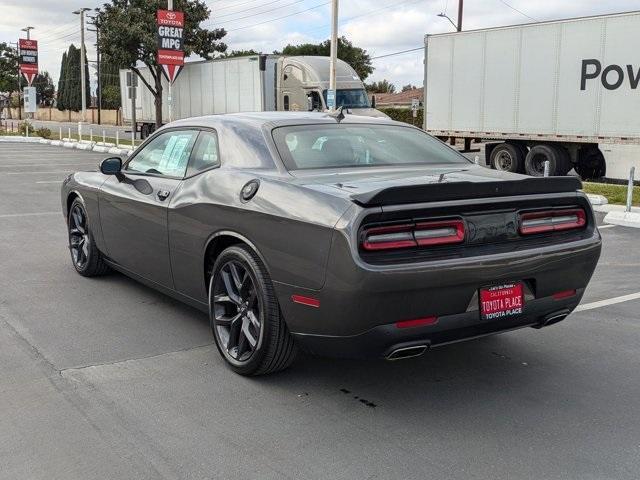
[479, 282, 524, 320]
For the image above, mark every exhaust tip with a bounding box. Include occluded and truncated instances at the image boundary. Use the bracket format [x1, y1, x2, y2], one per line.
[533, 309, 571, 329]
[386, 345, 428, 361]
[543, 313, 568, 327]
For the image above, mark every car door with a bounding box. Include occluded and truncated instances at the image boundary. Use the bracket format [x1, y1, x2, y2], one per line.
[98, 129, 198, 288]
[168, 130, 223, 301]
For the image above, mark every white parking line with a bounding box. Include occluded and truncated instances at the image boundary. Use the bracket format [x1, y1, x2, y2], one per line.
[1, 170, 74, 175]
[598, 225, 617, 229]
[0, 212, 59, 218]
[576, 292, 640, 312]
[0, 163, 95, 168]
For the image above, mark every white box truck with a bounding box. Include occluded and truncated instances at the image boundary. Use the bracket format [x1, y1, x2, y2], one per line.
[423, 11, 640, 180]
[121, 54, 384, 138]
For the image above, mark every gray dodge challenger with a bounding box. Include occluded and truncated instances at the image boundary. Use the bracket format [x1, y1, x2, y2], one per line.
[61, 112, 602, 375]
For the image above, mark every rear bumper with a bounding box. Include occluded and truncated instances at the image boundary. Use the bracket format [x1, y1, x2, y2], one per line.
[275, 229, 601, 359]
[291, 289, 582, 359]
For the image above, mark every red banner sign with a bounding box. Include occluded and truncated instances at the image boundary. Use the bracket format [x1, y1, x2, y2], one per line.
[157, 10, 184, 84]
[19, 39, 38, 85]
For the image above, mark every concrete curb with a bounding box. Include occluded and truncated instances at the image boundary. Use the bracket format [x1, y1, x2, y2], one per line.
[0, 136, 43, 143]
[603, 210, 640, 228]
[592, 204, 640, 214]
[585, 194, 608, 206]
[0, 136, 133, 155]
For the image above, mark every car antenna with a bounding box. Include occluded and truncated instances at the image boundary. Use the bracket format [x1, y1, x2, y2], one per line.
[326, 106, 345, 123]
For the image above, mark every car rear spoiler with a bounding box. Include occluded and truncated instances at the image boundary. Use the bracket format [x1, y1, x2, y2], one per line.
[350, 177, 583, 207]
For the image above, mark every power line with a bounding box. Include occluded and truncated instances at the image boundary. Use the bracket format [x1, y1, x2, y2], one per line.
[498, 0, 538, 21]
[370, 47, 422, 60]
[212, 0, 306, 20]
[303, 0, 428, 36]
[227, 1, 331, 32]
[33, 22, 77, 40]
[210, 0, 267, 11]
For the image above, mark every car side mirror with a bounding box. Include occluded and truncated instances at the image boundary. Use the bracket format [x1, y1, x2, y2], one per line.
[100, 157, 122, 175]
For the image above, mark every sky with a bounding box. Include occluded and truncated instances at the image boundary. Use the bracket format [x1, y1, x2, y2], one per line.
[0, 0, 638, 92]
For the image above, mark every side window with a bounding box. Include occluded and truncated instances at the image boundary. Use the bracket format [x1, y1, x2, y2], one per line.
[188, 131, 220, 176]
[283, 95, 290, 111]
[126, 130, 197, 177]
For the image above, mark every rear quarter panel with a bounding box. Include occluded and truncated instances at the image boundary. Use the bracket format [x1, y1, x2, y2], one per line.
[168, 168, 352, 303]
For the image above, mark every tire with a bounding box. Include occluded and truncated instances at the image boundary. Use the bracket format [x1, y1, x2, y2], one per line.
[209, 245, 297, 376]
[67, 198, 110, 277]
[490, 143, 525, 173]
[141, 123, 150, 139]
[576, 148, 606, 180]
[524, 144, 571, 177]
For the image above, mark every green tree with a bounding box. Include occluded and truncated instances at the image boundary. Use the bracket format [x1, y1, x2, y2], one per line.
[277, 36, 373, 81]
[98, 54, 123, 109]
[366, 79, 396, 94]
[96, 0, 227, 128]
[33, 71, 55, 106]
[0, 42, 22, 118]
[101, 84, 121, 110]
[222, 49, 260, 58]
[401, 84, 417, 92]
[58, 44, 91, 112]
[56, 51, 68, 110]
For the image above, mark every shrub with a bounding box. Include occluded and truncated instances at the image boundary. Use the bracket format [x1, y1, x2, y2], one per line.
[35, 127, 52, 139]
[18, 121, 33, 136]
[378, 107, 423, 127]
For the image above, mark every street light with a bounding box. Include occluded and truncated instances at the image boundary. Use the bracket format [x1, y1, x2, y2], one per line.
[437, 13, 458, 31]
[437, 0, 463, 31]
[21, 26, 35, 39]
[73, 7, 91, 124]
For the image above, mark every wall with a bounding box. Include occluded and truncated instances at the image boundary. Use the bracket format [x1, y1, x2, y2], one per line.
[5, 107, 122, 125]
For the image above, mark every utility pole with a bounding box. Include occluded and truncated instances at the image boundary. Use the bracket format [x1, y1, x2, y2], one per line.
[21, 26, 34, 40]
[88, 15, 101, 125]
[328, 0, 339, 112]
[74, 8, 90, 124]
[21, 27, 34, 120]
[167, 0, 173, 123]
[11, 41, 21, 120]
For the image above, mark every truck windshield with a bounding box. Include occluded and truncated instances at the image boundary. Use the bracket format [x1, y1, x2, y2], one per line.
[273, 124, 470, 170]
[323, 89, 370, 109]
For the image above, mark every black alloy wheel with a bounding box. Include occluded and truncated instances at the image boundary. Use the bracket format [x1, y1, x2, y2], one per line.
[67, 198, 110, 277]
[212, 260, 262, 363]
[69, 203, 90, 270]
[209, 245, 297, 375]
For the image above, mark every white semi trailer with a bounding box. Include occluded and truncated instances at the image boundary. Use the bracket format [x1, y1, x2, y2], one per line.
[423, 11, 640, 180]
[121, 54, 384, 138]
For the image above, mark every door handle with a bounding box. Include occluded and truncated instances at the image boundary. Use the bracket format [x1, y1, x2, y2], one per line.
[157, 190, 171, 201]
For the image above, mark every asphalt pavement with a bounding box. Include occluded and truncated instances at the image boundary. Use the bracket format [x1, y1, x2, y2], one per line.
[1, 142, 639, 480]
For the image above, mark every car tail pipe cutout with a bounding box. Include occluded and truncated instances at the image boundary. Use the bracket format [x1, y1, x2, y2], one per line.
[386, 345, 429, 361]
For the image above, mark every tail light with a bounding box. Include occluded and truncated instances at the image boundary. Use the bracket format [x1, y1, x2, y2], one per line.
[361, 219, 465, 251]
[519, 208, 586, 235]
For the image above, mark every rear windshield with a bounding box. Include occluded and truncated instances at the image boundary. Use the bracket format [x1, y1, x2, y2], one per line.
[272, 124, 470, 170]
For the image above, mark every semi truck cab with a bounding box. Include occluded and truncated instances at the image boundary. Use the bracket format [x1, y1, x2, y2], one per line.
[277, 56, 388, 118]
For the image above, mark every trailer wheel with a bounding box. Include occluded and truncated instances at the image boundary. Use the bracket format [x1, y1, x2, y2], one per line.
[524, 144, 571, 177]
[576, 148, 606, 180]
[490, 143, 524, 173]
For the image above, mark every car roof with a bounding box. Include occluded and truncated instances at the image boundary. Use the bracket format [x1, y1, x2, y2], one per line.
[168, 111, 403, 130]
